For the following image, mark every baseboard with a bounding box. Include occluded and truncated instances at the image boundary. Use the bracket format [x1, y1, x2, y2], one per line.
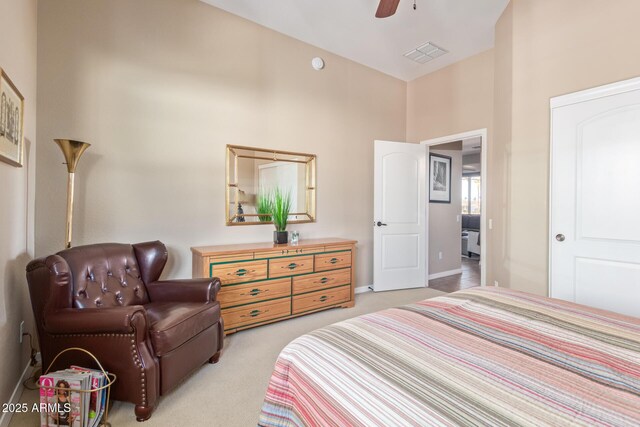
[0, 360, 36, 427]
[355, 285, 373, 294]
[428, 269, 462, 280]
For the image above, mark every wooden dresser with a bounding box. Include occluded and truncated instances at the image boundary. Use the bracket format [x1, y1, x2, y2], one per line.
[191, 238, 357, 334]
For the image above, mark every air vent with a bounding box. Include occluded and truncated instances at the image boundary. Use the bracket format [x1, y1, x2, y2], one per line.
[404, 42, 448, 64]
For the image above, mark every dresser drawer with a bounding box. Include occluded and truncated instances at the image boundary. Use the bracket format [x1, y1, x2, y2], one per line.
[223, 297, 291, 330]
[324, 244, 353, 252]
[314, 251, 351, 272]
[209, 253, 253, 264]
[269, 255, 314, 278]
[218, 278, 291, 309]
[211, 260, 268, 285]
[293, 268, 351, 294]
[254, 246, 324, 259]
[254, 249, 295, 259]
[288, 246, 325, 255]
[292, 286, 350, 314]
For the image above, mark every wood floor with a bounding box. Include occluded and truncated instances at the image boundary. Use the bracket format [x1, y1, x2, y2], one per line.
[428, 257, 481, 293]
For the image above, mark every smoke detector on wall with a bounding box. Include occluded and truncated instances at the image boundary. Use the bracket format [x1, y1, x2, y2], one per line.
[311, 57, 325, 70]
[404, 42, 448, 64]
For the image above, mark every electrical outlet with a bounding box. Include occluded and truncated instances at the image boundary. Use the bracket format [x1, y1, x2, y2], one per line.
[494, 280, 499, 287]
[19, 321, 24, 343]
[438, 251, 443, 260]
[489, 219, 493, 230]
[456, 215, 460, 223]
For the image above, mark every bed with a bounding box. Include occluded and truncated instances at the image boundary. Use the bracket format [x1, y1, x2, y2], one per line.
[258, 287, 640, 426]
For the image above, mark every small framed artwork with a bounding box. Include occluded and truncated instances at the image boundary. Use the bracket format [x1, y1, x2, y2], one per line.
[429, 153, 451, 203]
[0, 68, 24, 167]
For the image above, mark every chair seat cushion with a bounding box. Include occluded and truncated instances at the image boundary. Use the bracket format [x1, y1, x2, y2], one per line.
[145, 301, 220, 356]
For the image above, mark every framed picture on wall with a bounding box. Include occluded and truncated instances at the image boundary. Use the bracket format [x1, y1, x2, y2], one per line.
[429, 153, 451, 203]
[0, 68, 24, 167]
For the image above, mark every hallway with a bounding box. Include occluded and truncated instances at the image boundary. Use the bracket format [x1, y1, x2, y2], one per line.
[428, 257, 480, 293]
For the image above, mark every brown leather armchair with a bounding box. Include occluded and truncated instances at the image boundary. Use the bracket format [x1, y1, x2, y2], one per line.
[26, 241, 224, 421]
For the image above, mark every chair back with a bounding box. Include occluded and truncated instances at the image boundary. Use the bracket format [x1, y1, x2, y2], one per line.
[58, 243, 150, 309]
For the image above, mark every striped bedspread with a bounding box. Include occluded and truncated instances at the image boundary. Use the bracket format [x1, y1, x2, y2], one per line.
[258, 287, 640, 426]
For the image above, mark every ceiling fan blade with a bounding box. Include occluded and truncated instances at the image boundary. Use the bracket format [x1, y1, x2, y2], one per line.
[375, 0, 400, 18]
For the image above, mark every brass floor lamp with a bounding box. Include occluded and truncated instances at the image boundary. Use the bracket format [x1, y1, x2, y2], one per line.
[54, 139, 90, 249]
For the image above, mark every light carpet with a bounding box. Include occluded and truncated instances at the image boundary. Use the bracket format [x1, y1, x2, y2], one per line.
[10, 287, 444, 427]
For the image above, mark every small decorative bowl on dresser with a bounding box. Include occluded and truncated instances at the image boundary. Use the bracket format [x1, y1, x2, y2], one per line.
[191, 238, 357, 334]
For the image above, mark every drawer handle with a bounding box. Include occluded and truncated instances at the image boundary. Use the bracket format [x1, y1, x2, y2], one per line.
[319, 295, 330, 302]
[287, 263, 298, 270]
[241, 309, 268, 318]
[320, 277, 329, 284]
[235, 268, 249, 277]
[241, 288, 265, 297]
[329, 258, 339, 264]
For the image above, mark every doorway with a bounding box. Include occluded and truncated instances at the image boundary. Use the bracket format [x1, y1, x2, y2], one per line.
[421, 129, 487, 290]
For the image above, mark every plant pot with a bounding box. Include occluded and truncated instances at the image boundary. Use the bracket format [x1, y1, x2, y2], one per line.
[273, 231, 288, 244]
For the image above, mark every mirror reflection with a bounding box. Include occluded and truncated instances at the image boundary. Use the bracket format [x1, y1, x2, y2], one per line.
[226, 145, 316, 225]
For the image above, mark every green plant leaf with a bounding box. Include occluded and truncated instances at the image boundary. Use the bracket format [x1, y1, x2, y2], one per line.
[256, 188, 273, 222]
[271, 187, 292, 231]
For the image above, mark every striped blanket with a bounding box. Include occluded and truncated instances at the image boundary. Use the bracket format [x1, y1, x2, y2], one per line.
[258, 287, 640, 426]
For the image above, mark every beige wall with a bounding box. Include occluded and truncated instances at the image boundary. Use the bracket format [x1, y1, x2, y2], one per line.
[35, 0, 407, 289]
[490, 1, 513, 290]
[492, 0, 640, 295]
[0, 0, 37, 410]
[406, 50, 494, 143]
[409, 0, 640, 296]
[428, 143, 462, 276]
[407, 49, 494, 283]
[31, 0, 640, 338]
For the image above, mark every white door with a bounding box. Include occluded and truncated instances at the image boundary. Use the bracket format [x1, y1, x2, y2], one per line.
[550, 78, 640, 317]
[373, 140, 427, 291]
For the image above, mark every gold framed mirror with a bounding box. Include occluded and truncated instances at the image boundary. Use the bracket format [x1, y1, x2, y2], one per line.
[226, 145, 316, 226]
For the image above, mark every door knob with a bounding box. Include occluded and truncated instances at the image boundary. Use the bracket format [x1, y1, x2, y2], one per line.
[555, 234, 565, 242]
[376, 221, 388, 227]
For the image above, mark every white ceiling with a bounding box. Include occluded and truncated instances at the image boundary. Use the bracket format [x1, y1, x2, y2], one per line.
[462, 136, 482, 155]
[200, 0, 509, 81]
[462, 137, 482, 172]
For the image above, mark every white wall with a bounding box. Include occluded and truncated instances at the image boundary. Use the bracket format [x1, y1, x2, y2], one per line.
[0, 0, 37, 410]
[35, 0, 407, 288]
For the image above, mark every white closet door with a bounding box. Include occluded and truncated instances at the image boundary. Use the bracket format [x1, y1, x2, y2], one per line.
[550, 78, 640, 317]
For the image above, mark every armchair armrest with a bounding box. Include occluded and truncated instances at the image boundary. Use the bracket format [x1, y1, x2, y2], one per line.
[45, 305, 147, 334]
[146, 278, 221, 303]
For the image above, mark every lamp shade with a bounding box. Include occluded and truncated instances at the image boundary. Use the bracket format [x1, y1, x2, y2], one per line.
[54, 139, 91, 173]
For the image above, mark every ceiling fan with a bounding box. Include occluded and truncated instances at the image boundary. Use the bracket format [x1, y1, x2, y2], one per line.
[376, 0, 416, 18]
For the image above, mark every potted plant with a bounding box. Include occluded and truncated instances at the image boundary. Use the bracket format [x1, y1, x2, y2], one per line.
[256, 189, 273, 223]
[271, 188, 292, 244]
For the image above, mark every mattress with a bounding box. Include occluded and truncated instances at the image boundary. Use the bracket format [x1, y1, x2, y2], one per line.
[258, 287, 640, 426]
